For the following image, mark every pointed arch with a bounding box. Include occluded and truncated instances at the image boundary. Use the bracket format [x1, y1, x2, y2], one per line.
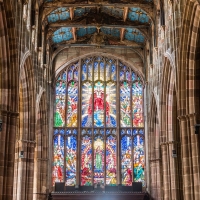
[13, 55, 36, 200]
[33, 92, 48, 200]
[148, 94, 162, 200]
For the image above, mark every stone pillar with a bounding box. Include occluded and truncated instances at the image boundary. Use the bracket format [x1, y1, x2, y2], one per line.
[0, 110, 19, 200]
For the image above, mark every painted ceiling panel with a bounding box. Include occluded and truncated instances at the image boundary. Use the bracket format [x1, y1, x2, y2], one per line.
[128, 8, 150, 23]
[101, 6, 123, 19]
[77, 27, 97, 37]
[124, 28, 145, 43]
[74, 7, 91, 18]
[52, 27, 73, 43]
[48, 8, 70, 23]
[101, 27, 120, 38]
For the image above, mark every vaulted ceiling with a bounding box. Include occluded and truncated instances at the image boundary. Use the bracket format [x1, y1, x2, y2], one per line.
[42, 0, 154, 50]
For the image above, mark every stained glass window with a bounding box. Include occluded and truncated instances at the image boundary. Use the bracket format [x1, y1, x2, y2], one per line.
[52, 135, 64, 185]
[81, 135, 92, 186]
[53, 57, 145, 187]
[121, 135, 132, 186]
[94, 135, 104, 184]
[66, 135, 77, 186]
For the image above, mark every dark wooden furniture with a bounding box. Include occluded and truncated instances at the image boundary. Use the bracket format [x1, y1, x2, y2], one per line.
[51, 191, 149, 200]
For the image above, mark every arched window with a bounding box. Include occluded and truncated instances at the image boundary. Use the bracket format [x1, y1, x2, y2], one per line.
[52, 56, 145, 187]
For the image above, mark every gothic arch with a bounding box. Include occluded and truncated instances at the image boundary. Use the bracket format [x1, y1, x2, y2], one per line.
[148, 94, 162, 200]
[178, 1, 200, 199]
[13, 55, 36, 200]
[178, 0, 200, 115]
[160, 57, 183, 200]
[33, 92, 48, 200]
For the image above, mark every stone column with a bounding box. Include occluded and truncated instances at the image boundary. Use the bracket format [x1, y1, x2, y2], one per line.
[0, 110, 19, 200]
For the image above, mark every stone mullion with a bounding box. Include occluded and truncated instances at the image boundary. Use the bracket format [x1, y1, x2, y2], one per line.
[116, 59, 120, 185]
[77, 58, 81, 186]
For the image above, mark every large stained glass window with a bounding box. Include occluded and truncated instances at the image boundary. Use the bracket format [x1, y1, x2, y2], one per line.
[53, 57, 145, 187]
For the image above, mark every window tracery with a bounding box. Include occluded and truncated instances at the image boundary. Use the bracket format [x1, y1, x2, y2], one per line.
[53, 56, 145, 187]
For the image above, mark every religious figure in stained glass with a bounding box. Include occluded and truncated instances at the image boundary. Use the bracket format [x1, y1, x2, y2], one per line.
[53, 57, 145, 187]
[94, 82, 105, 127]
[106, 135, 117, 185]
[132, 82, 144, 127]
[133, 135, 145, 185]
[67, 81, 78, 127]
[81, 135, 92, 186]
[120, 82, 131, 127]
[94, 136, 104, 184]
[106, 82, 116, 127]
[66, 136, 77, 186]
[52, 135, 64, 185]
[54, 81, 66, 127]
[121, 135, 132, 186]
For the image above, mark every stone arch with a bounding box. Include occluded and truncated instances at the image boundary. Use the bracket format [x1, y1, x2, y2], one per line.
[178, 1, 200, 199]
[13, 55, 36, 200]
[33, 92, 48, 200]
[160, 56, 183, 200]
[178, 0, 200, 116]
[148, 94, 162, 200]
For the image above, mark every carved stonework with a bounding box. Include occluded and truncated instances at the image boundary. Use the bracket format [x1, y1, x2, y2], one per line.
[89, 32, 106, 45]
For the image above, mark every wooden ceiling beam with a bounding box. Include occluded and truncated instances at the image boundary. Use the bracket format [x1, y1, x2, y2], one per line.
[48, 24, 149, 29]
[123, 7, 129, 22]
[72, 27, 77, 42]
[69, 7, 74, 20]
[120, 28, 126, 42]
[44, 3, 153, 10]
[53, 43, 144, 49]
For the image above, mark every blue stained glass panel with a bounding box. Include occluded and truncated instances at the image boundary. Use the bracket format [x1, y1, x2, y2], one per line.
[66, 136, 77, 186]
[100, 62, 104, 80]
[111, 65, 116, 81]
[88, 64, 92, 81]
[82, 64, 87, 81]
[74, 69, 78, 81]
[121, 136, 132, 186]
[120, 82, 131, 127]
[94, 62, 98, 81]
